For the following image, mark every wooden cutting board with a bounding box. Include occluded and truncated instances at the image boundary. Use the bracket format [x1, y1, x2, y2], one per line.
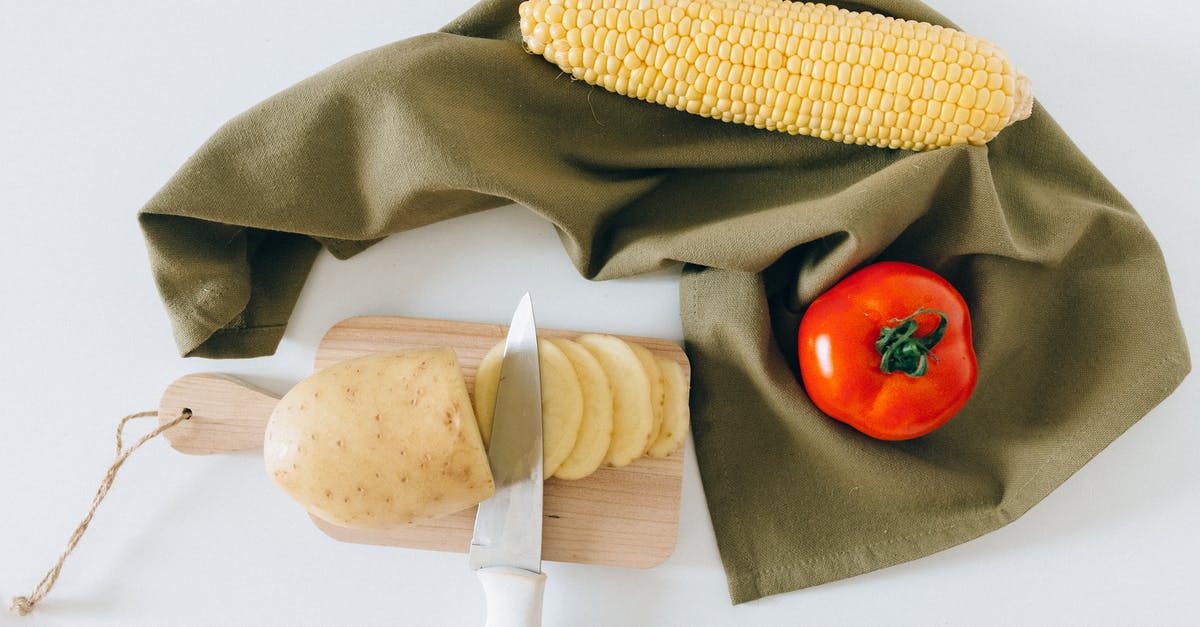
[157, 316, 688, 569]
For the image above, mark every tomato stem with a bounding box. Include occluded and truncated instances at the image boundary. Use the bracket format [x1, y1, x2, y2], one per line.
[876, 308, 948, 377]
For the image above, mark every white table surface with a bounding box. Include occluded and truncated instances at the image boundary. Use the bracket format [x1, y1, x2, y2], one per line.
[2, 1, 1197, 625]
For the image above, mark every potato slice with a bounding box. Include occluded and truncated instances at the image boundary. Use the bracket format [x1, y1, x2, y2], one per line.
[647, 356, 690, 457]
[535, 340, 584, 475]
[472, 342, 504, 449]
[264, 348, 495, 529]
[576, 333, 653, 467]
[627, 341, 665, 452]
[473, 339, 584, 477]
[548, 337, 614, 480]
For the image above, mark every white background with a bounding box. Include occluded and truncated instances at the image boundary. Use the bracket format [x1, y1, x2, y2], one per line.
[1, 1, 1197, 625]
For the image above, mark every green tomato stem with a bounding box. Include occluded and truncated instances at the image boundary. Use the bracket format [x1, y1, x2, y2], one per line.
[875, 308, 948, 377]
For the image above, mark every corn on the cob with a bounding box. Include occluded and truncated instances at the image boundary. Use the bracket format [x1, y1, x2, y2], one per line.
[518, 0, 1033, 150]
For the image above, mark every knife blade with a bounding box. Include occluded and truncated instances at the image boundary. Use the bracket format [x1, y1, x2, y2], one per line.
[469, 293, 546, 627]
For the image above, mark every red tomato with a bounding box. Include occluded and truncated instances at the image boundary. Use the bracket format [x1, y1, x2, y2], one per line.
[797, 261, 978, 440]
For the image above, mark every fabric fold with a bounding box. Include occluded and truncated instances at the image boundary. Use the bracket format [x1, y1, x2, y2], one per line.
[139, 0, 1189, 603]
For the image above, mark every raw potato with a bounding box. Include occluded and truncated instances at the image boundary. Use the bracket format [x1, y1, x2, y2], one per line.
[472, 342, 504, 449]
[473, 339, 585, 477]
[264, 349, 495, 529]
[536, 340, 585, 475]
[576, 334, 653, 467]
[628, 341, 665, 452]
[548, 337, 614, 480]
[477, 331, 688, 477]
[647, 356, 690, 457]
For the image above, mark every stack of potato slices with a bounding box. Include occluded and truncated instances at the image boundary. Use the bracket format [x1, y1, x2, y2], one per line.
[473, 334, 690, 480]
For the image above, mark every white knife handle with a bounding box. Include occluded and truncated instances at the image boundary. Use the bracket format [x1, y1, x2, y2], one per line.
[477, 566, 547, 627]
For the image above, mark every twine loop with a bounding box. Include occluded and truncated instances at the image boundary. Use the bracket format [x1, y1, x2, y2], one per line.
[9, 409, 191, 616]
[10, 596, 33, 616]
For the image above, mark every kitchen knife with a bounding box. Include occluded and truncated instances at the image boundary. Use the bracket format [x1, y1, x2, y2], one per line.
[469, 293, 546, 627]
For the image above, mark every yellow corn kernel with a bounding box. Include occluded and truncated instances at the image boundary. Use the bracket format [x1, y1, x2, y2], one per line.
[519, 0, 1033, 150]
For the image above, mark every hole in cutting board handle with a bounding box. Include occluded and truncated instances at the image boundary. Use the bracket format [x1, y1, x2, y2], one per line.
[157, 373, 282, 455]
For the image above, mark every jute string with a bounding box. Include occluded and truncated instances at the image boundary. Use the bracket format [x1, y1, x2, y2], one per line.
[10, 409, 191, 616]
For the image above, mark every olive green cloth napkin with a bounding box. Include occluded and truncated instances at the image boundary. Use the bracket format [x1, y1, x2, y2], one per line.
[139, 0, 1189, 603]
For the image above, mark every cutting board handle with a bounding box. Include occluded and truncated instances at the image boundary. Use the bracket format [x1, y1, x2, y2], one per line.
[158, 373, 281, 454]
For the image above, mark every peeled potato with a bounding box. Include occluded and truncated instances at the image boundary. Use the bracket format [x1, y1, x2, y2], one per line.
[472, 342, 504, 449]
[548, 337, 614, 480]
[647, 356, 690, 457]
[576, 334, 653, 467]
[473, 339, 584, 477]
[534, 340, 584, 475]
[627, 341, 665, 452]
[264, 349, 495, 529]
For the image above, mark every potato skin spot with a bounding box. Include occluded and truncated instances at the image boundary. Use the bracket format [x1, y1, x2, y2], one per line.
[263, 348, 495, 529]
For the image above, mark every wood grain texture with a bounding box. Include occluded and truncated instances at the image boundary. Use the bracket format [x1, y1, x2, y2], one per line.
[312, 317, 688, 569]
[313, 316, 691, 379]
[156, 316, 689, 568]
[158, 373, 280, 455]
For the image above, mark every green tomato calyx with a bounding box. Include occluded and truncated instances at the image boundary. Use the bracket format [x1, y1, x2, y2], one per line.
[876, 308, 948, 377]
